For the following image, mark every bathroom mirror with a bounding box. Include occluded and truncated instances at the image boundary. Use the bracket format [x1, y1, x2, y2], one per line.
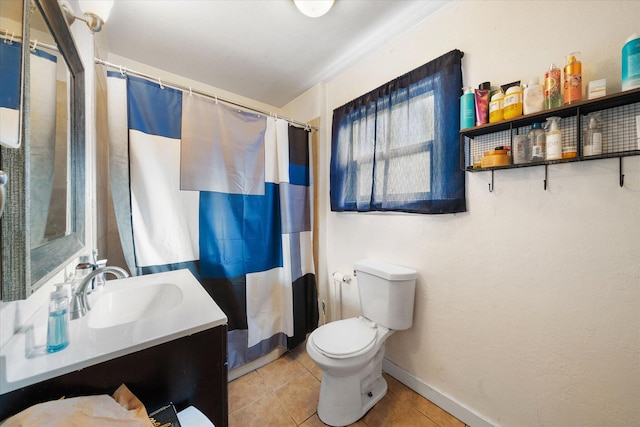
[1, 0, 85, 301]
[0, 0, 25, 149]
[29, 0, 70, 249]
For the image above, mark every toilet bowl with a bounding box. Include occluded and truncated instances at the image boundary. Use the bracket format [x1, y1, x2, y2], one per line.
[308, 316, 391, 376]
[306, 317, 393, 426]
[307, 260, 417, 427]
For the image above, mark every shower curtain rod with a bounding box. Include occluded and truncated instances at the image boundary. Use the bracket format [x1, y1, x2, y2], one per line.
[94, 58, 318, 131]
[1, 30, 58, 52]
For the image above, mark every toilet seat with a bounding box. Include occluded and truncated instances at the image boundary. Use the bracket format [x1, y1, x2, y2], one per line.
[311, 317, 378, 359]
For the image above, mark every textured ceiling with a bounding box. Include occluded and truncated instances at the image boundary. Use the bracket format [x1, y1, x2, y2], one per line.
[101, 0, 448, 107]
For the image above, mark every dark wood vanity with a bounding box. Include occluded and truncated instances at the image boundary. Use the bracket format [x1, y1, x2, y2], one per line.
[0, 324, 228, 427]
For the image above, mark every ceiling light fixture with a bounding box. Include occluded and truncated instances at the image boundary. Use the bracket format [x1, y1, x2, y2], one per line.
[61, 0, 114, 33]
[293, 0, 335, 18]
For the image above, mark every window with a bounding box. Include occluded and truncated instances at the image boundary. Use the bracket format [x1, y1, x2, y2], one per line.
[330, 49, 465, 214]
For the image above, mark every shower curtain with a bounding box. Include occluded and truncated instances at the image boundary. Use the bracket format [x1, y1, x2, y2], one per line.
[0, 40, 22, 148]
[107, 72, 318, 370]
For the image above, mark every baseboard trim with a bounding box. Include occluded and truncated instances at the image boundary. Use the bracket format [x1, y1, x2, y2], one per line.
[382, 358, 496, 427]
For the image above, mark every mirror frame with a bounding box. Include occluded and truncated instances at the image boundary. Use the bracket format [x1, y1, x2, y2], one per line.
[1, 0, 85, 300]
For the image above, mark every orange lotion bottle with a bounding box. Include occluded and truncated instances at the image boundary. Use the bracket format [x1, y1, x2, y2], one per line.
[564, 52, 582, 104]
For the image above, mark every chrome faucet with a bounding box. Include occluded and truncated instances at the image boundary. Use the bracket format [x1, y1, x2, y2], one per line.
[70, 266, 129, 320]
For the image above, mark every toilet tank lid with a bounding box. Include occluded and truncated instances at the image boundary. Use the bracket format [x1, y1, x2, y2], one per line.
[354, 260, 417, 281]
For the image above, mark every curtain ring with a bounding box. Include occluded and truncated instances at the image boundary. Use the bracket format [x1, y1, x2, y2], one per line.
[30, 39, 38, 52]
[189, 86, 193, 96]
[119, 65, 127, 77]
[7, 31, 15, 45]
[214, 95, 218, 104]
[158, 77, 164, 89]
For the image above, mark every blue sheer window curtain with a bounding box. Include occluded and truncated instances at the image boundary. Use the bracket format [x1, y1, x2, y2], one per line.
[330, 49, 465, 214]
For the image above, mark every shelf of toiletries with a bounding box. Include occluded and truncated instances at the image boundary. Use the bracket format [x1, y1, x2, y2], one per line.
[460, 87, 640, 173]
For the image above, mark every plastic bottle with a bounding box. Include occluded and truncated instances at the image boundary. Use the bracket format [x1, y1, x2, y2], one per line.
[584, 112, 603, 156]
[622, 34, 640, 91]
[563, 52, 582, 105]
[528, 123, 546, 162]
[545, 117, 563, 160]
[489, 90, 504, 123]
[46, 284, 70, 353]
[73, 255, 94, 293]
[523, 77, 544, 115]
[503, 85, 523, 120]
[474, 87, 490, 126]
[512, 135, 530, 165]
[544, 64, 562, 109]
[460, 87, 475, 130]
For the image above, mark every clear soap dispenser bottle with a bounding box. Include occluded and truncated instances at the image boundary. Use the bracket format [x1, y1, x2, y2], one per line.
[528, 122, 546, 162]
[584, 112, 603, 156]
[47, 284, 70, 353]
[545, 116, 563, 161]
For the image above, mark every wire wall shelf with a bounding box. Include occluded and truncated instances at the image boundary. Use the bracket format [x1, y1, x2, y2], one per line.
[460, 88, 640, 190]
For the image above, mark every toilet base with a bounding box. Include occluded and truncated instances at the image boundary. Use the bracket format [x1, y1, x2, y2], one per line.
[317, 346, 387, 426]
[318, 373, 387, 427]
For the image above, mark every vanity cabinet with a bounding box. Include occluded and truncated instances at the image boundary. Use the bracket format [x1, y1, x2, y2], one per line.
[460, 88, 640, 189]
[0, 324, 228, 427]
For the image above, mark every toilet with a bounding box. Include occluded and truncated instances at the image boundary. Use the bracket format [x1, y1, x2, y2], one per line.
[306, 259, 417, 427]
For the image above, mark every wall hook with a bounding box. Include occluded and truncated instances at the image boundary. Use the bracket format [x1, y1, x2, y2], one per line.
[619, 157, 625, 187]
[488, 170, 494, 192]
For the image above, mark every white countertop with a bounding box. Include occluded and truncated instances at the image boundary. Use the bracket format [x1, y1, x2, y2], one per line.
[0, 269, 227, 395]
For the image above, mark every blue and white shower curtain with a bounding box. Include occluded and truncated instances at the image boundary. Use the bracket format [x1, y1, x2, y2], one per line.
[0, 40, 22, 148]
[107, 73, 318, 369]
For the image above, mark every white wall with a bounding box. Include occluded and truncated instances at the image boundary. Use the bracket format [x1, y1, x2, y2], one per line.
[284, 1, 640, 426]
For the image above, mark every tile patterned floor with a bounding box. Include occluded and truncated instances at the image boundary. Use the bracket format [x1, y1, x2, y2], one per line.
[228, 343, 469, 427]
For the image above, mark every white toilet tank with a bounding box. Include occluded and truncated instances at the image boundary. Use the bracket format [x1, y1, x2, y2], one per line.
[354, 260, 417, 331]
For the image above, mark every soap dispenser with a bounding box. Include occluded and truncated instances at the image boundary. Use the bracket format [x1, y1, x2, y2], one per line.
[584, 112, 603, 156]
[46, 284, 70, 353]
[528, 122, 546, 162]
[545, 116, 563, 161]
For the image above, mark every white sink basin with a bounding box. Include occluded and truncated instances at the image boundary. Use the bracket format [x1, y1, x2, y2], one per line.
[88, 282, 183, 329]
[0, 269, 227, 395]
